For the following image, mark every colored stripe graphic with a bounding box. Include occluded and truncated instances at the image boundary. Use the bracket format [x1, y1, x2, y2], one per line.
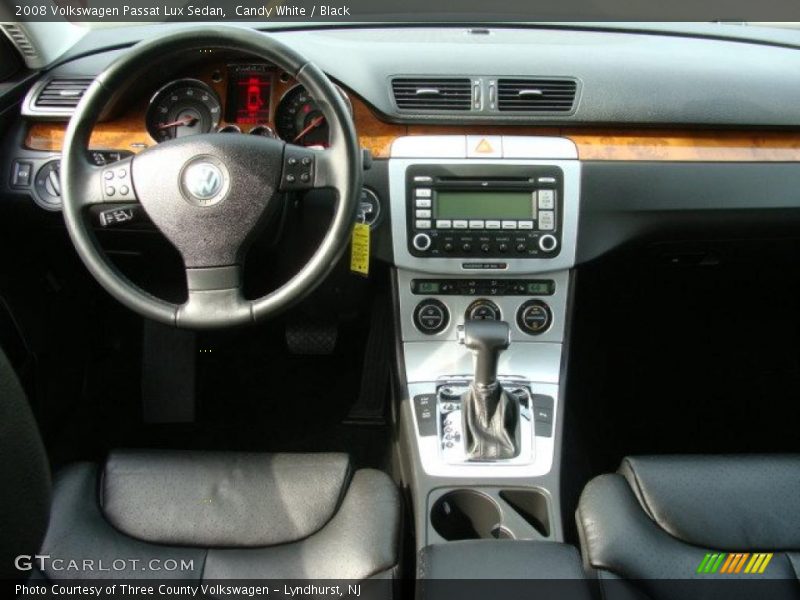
[698, 552, 774, 575]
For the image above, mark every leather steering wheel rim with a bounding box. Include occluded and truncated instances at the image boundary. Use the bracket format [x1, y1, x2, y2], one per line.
[61, 26, 362, 329]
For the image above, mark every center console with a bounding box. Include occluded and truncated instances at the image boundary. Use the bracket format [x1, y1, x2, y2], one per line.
[389, 135, 580, 550]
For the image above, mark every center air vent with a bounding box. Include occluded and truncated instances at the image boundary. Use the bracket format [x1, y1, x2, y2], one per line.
[497, 78, 578, 113]
[34, 78, 93, 109]
[392, 78, 472, 112]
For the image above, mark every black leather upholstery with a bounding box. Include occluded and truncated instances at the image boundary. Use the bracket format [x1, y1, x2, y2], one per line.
[102, 450, 351, 547]
[0, 346, 51, 580]
[418, 540, 589, 580]
[417, 541, 593, 600]
[576, 455, 800, 600]
[40, 451, 401, 580]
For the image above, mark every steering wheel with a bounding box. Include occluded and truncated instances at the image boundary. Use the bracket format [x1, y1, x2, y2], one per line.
[61, 27, 362, 329]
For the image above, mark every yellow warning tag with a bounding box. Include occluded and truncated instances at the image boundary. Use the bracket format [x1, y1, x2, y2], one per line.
[350, 222, 370, 276]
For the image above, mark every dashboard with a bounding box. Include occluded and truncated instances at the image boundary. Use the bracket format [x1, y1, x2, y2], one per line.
[8, 25, 800, 245]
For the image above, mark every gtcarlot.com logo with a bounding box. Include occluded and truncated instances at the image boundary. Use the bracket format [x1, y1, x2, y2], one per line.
[15, 555, 195, 572]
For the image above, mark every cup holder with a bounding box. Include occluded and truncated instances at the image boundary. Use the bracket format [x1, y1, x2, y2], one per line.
[430, 489, 510, 541]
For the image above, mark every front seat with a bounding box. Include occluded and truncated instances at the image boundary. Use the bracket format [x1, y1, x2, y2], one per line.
[576, 455, 800, 600]
[0, 347, 401, 583]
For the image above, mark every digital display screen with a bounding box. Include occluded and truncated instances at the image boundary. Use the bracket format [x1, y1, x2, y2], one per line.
[417, 282, 441, 294]
[435, 191, 535, 220]
[227, 67, 272, 125]
[527, 281, 555, 295]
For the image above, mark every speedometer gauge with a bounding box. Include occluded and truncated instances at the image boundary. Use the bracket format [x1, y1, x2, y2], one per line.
[146, 79, 222, 142]
[275, 84, 351, 147]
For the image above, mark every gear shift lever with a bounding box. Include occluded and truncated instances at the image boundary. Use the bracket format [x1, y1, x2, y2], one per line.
[457, 320, 520, 460]
[458, 319, 510, 386]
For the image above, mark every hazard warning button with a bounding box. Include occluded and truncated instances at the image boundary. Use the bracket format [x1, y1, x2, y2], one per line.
[466, 135, 502, 158]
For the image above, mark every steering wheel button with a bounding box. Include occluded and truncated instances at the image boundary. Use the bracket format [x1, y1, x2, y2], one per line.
[120, 185, 130, 196]
[300, 173, 310, 183]
[117, 169, 127, 178]
[105, 186, 115, 196]
[104, 171, 114, 180]
[286, 174, 296, 183]
[301, 157, 312, 166]
[287, 157, 298, 166]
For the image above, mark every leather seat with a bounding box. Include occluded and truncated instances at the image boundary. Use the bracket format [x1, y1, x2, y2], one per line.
[0, 344, 401, 583]
[576, 455, 800, 600]
[39, 450, 401, 581]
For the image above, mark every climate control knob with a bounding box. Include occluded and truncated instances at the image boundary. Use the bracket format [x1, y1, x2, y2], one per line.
[413, 299, 449, 335]
[412, 233, 432, 252]
[465, 299, 501, 321]
[517, 300, 553, 336]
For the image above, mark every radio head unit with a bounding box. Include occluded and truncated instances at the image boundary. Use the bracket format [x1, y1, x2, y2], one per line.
[407, 164, 563, 259]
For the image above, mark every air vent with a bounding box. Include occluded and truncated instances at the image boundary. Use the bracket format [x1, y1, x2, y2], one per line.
[34, 78, 93, 109]
[1, 24, 37, 59]
[497, 78, 577, 113]
[392, 78, 472, 112]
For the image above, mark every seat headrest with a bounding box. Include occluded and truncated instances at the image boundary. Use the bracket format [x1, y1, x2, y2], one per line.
[619, 455, 800, 550]
[101, 450, 350, 548]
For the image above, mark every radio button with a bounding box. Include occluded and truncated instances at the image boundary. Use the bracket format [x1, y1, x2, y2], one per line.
[516, 243, 527, 253]
[502, 221, 517, 230]
[414, 176, 433, 183]
[453, 220, 468, 229]
[498, 243, 509, 253]
[538, 177, 557, 184]
[443, 242, 455, 252]
[436, 219, 452, 229]
[538, 190, 555, 209]
[415, 219, 432, 229]
[461, 242, 473, 252]
[415, 198, 432, 208]
[469, 220, 484, 229]
[416, 188, 432, 198]
[518, 220, 534, 230]
[486, 220, 501, 230]
[539, 211, 555, 230]
[416, 209, 432, 218]
[480, 243, 491, 253]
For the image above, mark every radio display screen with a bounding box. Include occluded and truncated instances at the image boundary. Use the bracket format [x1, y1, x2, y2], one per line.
[435, 191, 536, 220]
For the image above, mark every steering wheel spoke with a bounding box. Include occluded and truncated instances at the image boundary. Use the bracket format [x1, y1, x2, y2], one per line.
[78, 156, 140, 208]
[279, 144, 336, 191]
[178, 265, 252, 328]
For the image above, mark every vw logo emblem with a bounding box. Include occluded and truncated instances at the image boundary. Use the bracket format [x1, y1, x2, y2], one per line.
[180, 157, 229, 206]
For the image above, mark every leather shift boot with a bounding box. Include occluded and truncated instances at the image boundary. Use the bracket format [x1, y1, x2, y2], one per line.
[461, 382, 520, 460]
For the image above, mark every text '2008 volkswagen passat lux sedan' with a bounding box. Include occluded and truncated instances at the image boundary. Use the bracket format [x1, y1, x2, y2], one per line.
[2, 5, 800, 600]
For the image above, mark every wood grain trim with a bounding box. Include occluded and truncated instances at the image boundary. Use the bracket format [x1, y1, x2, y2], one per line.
[25, 93, 800, 162]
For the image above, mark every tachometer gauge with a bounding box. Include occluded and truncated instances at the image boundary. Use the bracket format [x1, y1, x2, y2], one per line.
[146, 79, 222, 142]
[275, 85, 351, 147]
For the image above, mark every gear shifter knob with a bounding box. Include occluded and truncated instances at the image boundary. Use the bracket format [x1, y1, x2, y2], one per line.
[458, 320, 511, 387]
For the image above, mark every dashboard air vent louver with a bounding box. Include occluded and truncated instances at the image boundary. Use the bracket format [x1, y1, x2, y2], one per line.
[392, 78, 472, 112]
[497, 78, 577, 113]
[1, 24, 37, 59]
[34, 78, 93, 109]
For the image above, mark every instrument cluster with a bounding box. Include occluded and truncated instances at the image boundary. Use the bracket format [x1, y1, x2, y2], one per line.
[144, 62, 351, 147]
